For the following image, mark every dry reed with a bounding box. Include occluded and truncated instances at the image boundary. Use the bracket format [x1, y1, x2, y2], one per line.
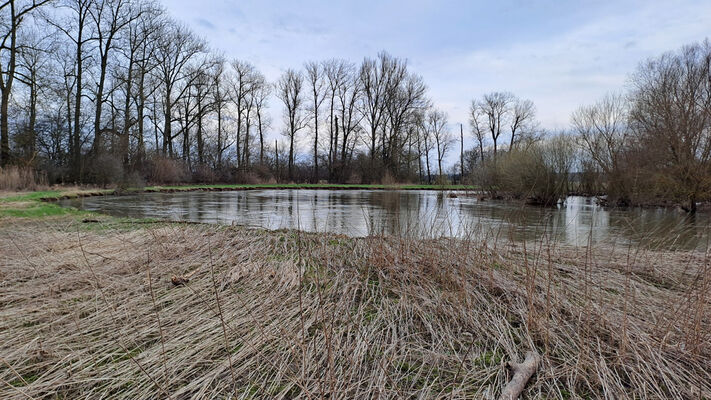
[0, 167, 47, 191]
[0, 217, 709, 399]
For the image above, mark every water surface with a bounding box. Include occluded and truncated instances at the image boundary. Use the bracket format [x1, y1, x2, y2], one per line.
[60, 190, 710, 250]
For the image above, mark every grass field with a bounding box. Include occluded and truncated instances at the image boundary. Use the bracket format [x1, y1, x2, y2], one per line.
[0, 189, 709, 399]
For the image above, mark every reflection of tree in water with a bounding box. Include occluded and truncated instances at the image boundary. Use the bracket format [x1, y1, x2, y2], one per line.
[364, 191, 426, 237]
[65, 192, 711, 250]
[608, 208, 709, 250]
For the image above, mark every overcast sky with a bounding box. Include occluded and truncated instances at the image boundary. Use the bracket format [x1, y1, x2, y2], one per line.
[167, 0, 711, 160]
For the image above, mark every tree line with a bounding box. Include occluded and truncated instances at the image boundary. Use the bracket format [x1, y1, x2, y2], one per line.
[2, 1, 710, 211]
[1, 0, 457, 185]
[460, 40, 711, 212]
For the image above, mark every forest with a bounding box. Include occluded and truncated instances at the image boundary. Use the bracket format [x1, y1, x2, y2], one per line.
[1, 0, 711, 211]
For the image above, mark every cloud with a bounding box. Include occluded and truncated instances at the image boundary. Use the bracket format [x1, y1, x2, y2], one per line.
[168, 0, 711, 164]
[417, 0, 711, 131]
[195, 18, 216, 30]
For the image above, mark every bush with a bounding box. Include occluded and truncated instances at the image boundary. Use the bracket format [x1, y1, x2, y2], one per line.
[86, 154, 124, 187]
[380, 171, 397, 186]
[192, 164, 217, 184]
[150, 157, 188, 184]
[434, 174, 451, 186]
[474, 135, 575, 206]
[235, 171, 262, 184]
[117, 170, 145, 192]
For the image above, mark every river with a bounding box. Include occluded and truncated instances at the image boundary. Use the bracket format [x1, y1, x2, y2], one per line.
[59, 189, 710, 250]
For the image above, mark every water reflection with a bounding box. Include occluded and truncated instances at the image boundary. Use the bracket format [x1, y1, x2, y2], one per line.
[60, 190, 710, 250]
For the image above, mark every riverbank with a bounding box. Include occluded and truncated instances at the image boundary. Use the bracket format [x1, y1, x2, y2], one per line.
[1, 205, 709, 398]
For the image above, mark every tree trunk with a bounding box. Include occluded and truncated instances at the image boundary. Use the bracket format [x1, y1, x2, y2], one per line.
[257, 110, 264, 165]
[217, 102, 223, 167]
[73, 32, 83, 178]
[122, 59, 133, 167]
[92, 51, 109, 154]
[289, 132, 294, 181]
[136, 81, 145, 167]
[460, 124, 464, 182]
[0, 91, 10, 166]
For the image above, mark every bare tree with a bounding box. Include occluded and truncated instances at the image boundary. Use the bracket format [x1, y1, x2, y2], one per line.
[383, 71, 428, 174]
[322, 59, 349, 178]
[248, 74, 269, 167]
[419, 114, 433, 183]
[335, 66, 363, 180]
[427, 109, 451, 177]
[88, 0, 138, 153]
[479, 92, 512, 159]
[211, 59, 231, 167]
[0, 0, 51, 165]
[15, 31, 51, 160]
[153, 21, 205, 156]
[229, 59, 258, 168]
[571, 93, 629, 192]
[45, 0, 94, 174]
[304, 61, 326, 182]
[459, 123, 464, 180]
[275, 68, 307, 180]
[359, 52, 392, 161]
[469, 101, 487, 164]
[509, 97, 535, 149]
[629, 40, 711, 213]
[116, 0, 160, 166]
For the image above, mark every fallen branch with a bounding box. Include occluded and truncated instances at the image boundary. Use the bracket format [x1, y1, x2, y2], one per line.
[499, 351, 541, 400]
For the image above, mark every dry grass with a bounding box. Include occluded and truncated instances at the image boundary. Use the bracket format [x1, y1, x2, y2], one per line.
[0, 218, 709, 399]
[0, 167, 47, 192]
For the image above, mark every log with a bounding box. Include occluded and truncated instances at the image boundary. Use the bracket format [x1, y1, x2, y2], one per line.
[498, 351, 541, 400]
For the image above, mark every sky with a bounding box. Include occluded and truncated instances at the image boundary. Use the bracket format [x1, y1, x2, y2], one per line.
[166, 0, 711, 162]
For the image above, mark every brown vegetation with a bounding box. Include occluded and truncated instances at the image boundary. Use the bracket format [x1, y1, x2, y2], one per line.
[0, 217, 708, 398]
[0, 166, 46, 191]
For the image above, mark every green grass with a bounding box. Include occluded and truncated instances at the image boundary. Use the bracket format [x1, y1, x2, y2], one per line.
[0, 203, 84, 218]
[0, 189, 115, 203]
[0, 190, 65, 203]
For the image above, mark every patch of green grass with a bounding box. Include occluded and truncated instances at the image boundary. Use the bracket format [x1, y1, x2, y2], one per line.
[0, 203, 84, 218]
[473, 349, 504, 368]
[8, 372, 40, 387]
[0, 188, 115, 203]
[113, 347, 143, 363]
[0, 190, 64, 203]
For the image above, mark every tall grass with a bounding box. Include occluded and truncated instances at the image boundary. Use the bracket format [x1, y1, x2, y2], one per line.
[0, 218, 708, 398]
[0, 166, 47, 191]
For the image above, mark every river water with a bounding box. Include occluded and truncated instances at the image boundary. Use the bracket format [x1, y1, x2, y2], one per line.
[60, 190, 710, 250]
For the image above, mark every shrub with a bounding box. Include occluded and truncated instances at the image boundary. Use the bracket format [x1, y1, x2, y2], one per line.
[192, 165, 217, 184]
[150, 157, 188, 184]
[117, 170, 145, 192]
[86, 154, 124, 187]
[380, 171, 398, 186]
[474, 134, 575, 206]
